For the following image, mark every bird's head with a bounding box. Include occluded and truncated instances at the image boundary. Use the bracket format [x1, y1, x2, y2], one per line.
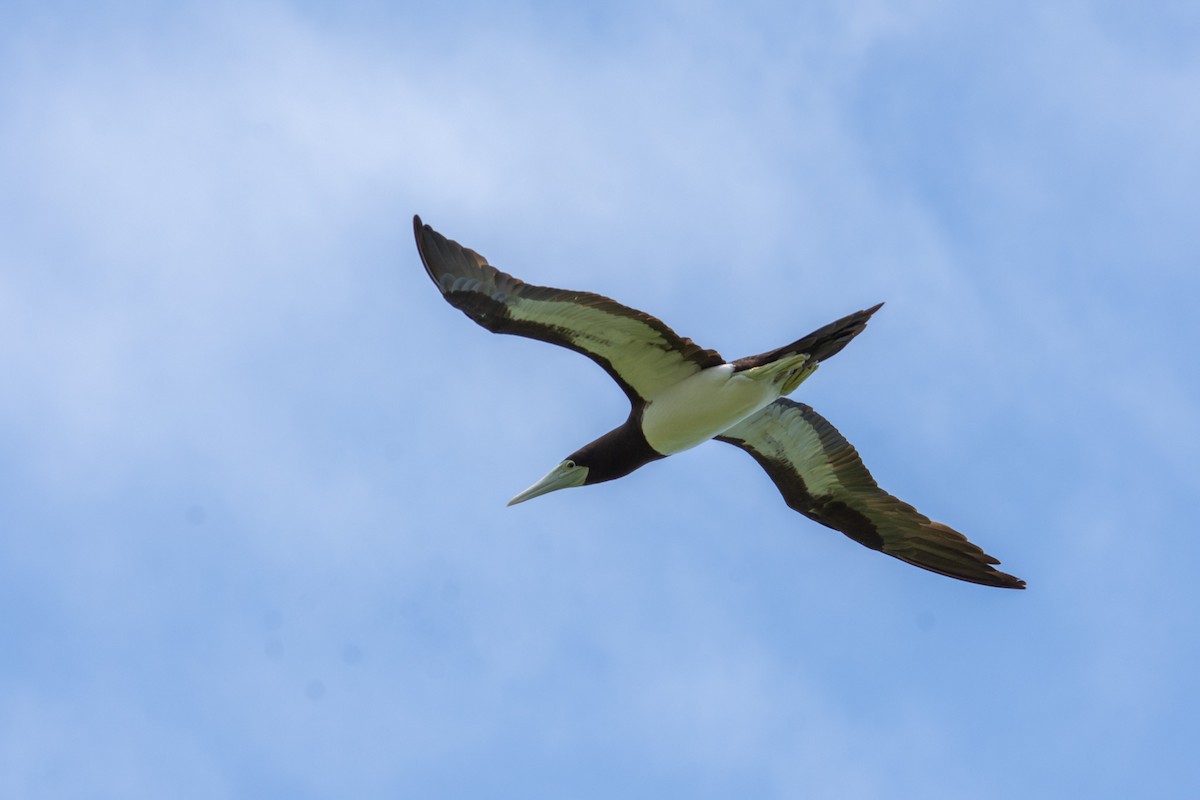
[507, 458, 590, 506]
[506, 424, 662, 506]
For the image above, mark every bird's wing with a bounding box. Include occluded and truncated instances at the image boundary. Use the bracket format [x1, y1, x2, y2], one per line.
[415, 216, 725, 404]
[716, 399, 1025, 588]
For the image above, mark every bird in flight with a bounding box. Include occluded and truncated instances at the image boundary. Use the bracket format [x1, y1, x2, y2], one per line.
[414, 216, 1024, 589]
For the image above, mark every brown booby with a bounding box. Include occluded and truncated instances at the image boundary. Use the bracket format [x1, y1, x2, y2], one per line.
[414, 215, 1024, 589]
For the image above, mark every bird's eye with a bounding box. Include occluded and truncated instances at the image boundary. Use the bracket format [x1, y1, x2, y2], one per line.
[564, 460, 575, 469]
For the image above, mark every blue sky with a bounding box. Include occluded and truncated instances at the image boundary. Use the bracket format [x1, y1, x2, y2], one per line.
[2, 1, 1198, 797]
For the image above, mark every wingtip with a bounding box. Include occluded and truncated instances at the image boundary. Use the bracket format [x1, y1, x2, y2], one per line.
[412, 215, 439, 284]
[971, 565, 1026, 589]
[978, 552, 1026, 589]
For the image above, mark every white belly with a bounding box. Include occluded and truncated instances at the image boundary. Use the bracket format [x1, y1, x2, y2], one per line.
[641, 364, 781, 455]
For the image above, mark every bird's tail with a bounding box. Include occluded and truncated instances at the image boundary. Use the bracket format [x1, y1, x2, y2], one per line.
[732, 303, 883, 371]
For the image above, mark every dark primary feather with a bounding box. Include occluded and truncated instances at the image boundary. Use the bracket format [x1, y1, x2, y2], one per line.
[414, 216, 724, 404]
[718, 399, 1025, 589]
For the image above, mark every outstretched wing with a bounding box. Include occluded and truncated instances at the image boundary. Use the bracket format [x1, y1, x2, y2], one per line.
[717, 399, 1025, 588]
[414, 216, 724, 404]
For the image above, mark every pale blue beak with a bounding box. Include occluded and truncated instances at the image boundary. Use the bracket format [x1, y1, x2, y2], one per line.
[507, 461, 589, 506]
